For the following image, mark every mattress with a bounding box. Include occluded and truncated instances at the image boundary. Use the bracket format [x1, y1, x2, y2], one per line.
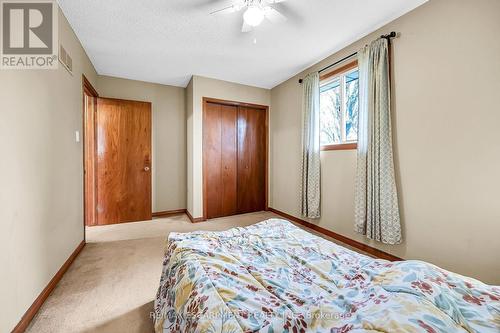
[153, 219, 500, 332]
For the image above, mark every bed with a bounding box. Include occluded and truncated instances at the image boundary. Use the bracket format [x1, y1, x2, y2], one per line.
[154, 219, 500, 333]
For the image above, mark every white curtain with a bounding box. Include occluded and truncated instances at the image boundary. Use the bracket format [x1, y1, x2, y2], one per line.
[301, 72, 321, 218]
[355, 38, 402, 245]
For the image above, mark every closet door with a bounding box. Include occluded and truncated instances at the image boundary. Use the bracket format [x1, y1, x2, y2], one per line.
[220, 105, 238, 216]
[237, 106, 266, 213]
[204, 102, 238, 219]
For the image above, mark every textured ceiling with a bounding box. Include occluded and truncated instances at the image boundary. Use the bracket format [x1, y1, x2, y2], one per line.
[58, 0, 427, 88]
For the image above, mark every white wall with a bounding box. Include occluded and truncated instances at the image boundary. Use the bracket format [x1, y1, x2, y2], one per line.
[270, 0, 500, 284]
[187, 75, 271, 218]
[0, 9, 98, 331]
[97, 76, 186, 212]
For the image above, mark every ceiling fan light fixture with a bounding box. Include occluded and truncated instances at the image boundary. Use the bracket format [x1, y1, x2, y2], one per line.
[243, 6, 264, 27]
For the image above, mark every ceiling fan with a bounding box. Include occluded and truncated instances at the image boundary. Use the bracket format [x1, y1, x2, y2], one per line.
[211, 0, 288, 32]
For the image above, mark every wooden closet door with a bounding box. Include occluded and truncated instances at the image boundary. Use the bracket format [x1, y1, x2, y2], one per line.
[237, 106, 266, 213]
[96, 98, 152, 225]
[204, 102, 237, 219]
[220, 105, 238, 216]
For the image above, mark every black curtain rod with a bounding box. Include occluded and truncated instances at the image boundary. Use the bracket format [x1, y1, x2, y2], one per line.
[298, 31, 397, 84]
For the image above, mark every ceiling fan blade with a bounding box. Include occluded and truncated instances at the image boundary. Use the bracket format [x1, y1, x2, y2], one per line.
[263, 7, 287, 24]
[210, 5, 237, 15]
[241, 21, 253, 33]
[176, 0, 228, 11]
[210, 0, 245, 15]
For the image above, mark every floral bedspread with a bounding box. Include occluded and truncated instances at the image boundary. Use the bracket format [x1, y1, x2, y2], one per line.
[154, 219, 500, 333]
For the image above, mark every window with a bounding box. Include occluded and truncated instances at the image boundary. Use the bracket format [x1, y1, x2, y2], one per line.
[319, 61, 359, 150]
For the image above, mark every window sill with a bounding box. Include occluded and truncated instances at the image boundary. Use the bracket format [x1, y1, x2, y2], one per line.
[321, 143, 357, 151]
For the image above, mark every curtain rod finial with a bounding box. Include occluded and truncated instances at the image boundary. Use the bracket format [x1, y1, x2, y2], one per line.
[381, 31, 397, 39]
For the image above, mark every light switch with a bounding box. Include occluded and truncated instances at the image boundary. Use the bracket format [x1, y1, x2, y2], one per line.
[75, 130, 80, 142]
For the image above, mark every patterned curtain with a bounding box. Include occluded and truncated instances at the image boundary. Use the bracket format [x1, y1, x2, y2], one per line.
[301, 72, 321, 218]
[354, 38, 402, 244]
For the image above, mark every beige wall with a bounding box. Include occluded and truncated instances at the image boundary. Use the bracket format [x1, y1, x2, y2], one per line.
[97, 76, 186, 212]
[187, 75, 271, 218]
[0, 9, 98, 331]
[270, 0, 500, 284]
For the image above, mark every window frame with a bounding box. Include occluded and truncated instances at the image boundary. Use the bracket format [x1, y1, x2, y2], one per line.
[319, 60, 359, 151]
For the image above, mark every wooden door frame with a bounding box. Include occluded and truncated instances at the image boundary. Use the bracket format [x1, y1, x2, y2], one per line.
[202, 97, 269, 221]
[82, 75, 98, 234]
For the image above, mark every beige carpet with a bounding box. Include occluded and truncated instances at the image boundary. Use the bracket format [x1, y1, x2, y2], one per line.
[26, 211, 369, 333]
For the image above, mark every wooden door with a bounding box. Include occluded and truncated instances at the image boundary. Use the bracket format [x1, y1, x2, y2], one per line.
[237, 106, 266, 213]
[204, 102, 238, 219]
[96, 98, 152, 225]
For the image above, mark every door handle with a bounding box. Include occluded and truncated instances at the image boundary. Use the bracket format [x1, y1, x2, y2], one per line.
[144, 166, 150, 171]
